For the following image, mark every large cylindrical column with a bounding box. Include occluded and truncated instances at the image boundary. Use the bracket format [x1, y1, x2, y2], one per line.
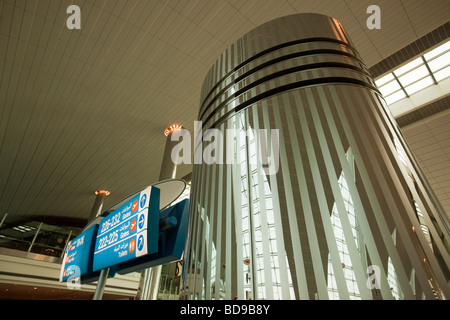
[185, 13, 449, 300]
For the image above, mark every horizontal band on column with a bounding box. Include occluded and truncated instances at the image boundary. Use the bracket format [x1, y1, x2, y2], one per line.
[201, 37, 362, 110]
[199, 48, 364, 119]
[200, 58, 372, 123]
[201, 77, 380, 131]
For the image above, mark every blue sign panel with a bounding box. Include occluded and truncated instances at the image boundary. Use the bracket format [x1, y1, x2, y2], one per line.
[59, 224, 98, 283]
[117, 198, 190, 275]
[92, 186, 160, 272]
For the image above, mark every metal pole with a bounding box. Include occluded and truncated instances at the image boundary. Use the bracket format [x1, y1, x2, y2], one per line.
[135, 124, 182, 300]
[28, 222, 43, 252]
[149, 265, 163, 300]
[89, 190, 110, 300]
[60, 230, 73, 258]
[88, 190, 110, 223]
[0, 213, 7, 229]
[92, 268, 110, 300]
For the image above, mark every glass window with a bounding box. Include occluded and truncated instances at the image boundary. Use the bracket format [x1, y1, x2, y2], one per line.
[396, 65, 429, 87]
[427, 51, 450, 73]
[375, 40, 450, 107]
[424, 40, 450, 61]
[384, 90, 406, 105]
[378, 79, 401, 97]
[404, 76, 434, 95]
[375, 73, 395, 87]
[433, 65, 450, 82]
[387, 256, 400, 299]
[327, 151, 360, 300]
[394, 57, 423, 77]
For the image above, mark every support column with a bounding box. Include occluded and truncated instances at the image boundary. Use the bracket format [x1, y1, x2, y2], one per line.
[135, 124, 183, 300]
[185, 13, 450, 300]
[89, 189, 110, 300]
[88, 190, 110, 224]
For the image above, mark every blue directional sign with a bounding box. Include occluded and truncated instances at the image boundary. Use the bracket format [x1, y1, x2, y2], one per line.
[59, 224, 98, 283]
[92, 186, 160, 272]
[117, 198, 190, 275]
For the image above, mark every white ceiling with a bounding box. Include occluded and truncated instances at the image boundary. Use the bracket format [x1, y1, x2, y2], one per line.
[0, 0, 449, 223]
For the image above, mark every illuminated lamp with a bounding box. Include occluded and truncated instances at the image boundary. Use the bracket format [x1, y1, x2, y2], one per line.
[95, 190, 110, 196]
[164, 124, 183, 137]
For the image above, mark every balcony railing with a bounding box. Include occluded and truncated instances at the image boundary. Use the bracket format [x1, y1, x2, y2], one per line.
[0, 213, 82, 259]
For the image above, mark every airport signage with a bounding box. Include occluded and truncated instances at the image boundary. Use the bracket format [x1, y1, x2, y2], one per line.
[92, 186, 160, 272]
[117, 198, 189, 275]
[59, 224, 98, 283]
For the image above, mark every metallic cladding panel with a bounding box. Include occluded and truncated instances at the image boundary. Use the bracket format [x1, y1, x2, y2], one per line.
[186, 13, 450, 300]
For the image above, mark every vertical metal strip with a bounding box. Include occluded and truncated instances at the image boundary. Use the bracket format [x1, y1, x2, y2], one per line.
[368, 92, 450, 270]
[252, 103, 274, 299]
[310, 86, 374, 299]
[205, 160, 216, 299]
[272, 95, 310, 299]
[225, 118, 233, 300]
[260, 99, 292, 299]
[283, 93, 330, 298]
[214, 124, 225, 300]
[199, 162, 212, 299]
[243, 109, 259, 300]
[330, 85, 402, 299]
[333, 85, 425, 299]
[350, 87, 436, 298]
[186, 166, 198, 298]
[232, 113, 245, 299]
[294, 90, 349, 300]
[363, 90, 450, 297]
[191, 162, 206, 299]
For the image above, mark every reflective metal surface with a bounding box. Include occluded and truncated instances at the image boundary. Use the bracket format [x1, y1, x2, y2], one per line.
[185, 13, 450, 300]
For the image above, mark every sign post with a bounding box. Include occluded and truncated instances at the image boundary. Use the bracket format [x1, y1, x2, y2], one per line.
[92, 267, 110, 300]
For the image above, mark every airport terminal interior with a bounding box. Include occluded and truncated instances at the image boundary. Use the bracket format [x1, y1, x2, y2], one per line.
[0, 0, 449, 300]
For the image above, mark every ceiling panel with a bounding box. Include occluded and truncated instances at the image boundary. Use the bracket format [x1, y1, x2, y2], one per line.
[0, 0, 448, 223]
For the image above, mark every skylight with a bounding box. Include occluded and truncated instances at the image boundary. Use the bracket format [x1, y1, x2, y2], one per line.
[375, 40, 450, 106]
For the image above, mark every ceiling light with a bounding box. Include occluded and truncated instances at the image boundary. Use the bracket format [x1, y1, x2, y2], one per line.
[164, 124, 183, 136]
[95, 190, 110, 196]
